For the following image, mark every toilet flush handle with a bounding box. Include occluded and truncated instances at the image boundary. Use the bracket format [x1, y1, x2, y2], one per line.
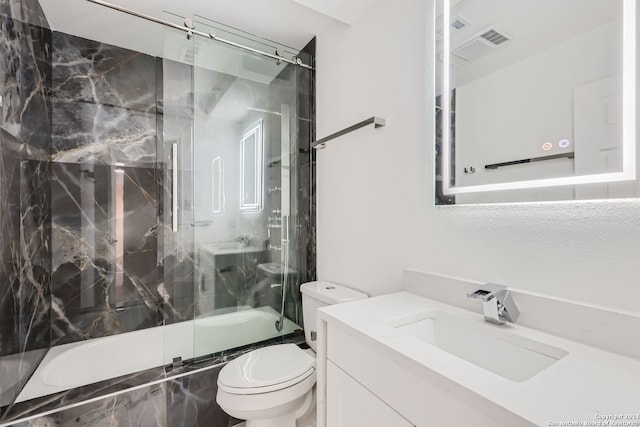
[310, 330, 317, 341]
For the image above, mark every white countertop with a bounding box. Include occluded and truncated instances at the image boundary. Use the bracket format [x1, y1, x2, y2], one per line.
[318, 292, 640, 426]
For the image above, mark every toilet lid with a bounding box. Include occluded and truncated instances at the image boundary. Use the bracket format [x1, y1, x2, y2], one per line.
[218, 344, 315, 391]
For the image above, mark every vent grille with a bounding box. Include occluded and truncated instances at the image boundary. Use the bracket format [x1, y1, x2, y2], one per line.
[451, 19, 466, 30]
[450, 15, 470, 31]
[480, 29, 510, 45]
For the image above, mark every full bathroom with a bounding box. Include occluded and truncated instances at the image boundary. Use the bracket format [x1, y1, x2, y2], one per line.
[0, 0, 639, 426]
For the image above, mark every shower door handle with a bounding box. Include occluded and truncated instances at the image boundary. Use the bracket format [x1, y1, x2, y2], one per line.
[172, 143, 178, 232]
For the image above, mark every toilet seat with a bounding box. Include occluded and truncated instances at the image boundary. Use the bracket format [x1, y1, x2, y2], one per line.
[218, 344, 315, 395]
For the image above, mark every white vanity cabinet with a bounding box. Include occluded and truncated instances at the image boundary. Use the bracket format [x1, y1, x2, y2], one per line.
[316, 302, 534, 427]
[326, 360, 412, 427]
[318, 289, 640, 427]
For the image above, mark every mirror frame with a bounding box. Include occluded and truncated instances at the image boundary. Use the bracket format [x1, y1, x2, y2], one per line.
[439, 0, 637, 196]
[240, 119, 264, 212]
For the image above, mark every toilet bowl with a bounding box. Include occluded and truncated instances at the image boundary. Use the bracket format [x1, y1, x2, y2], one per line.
[216, 281, 368, 427]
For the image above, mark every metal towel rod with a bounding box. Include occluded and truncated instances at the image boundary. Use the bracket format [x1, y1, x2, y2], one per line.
[485, 152, 575, 170]
[312, 116, 386, 150]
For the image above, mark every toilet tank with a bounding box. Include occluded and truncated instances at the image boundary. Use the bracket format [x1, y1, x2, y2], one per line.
[300, 281, 368, 351]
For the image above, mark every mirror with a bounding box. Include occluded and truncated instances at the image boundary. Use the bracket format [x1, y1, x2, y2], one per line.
[435, 0, 638, 204]
[212, 156, 224, 214]
[240, 119, 264, 211]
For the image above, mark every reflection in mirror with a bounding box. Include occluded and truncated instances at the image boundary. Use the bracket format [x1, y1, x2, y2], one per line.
[240, 120, 264, 211]
[435, 0, 638, 204]
[212, 156, 224, 214]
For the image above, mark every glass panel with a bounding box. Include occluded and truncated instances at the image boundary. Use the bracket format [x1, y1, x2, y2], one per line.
[161, 18, 197, 367]
[191, 18, 305, 358]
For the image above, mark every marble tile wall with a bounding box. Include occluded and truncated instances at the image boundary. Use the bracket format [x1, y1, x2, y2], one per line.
[159, 58, 196, 326]
[0, 130, 24, 357]
[49, 33, 165, 344]
[0, 0, 52, 413]
[166, 365, 243, 427]
[266, 39, 316, 325]
[0, 130, 51, 410]
[3, 366, 239, 427]
[0, 0, 51, 154]
[49, 162, 161, 344]
[9, 383, 168, 427]
[3, 367, 166, 422]
[51, 32, 157, 166]
[295, 39, 317, 289]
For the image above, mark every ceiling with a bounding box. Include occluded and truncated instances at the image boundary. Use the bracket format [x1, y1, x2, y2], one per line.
[437, 0, 622, 89]
[37, 0, 376, 52]
[37, 0, 381, 124]
[292, 0, 382, 25]
[36, 0, 361, 85]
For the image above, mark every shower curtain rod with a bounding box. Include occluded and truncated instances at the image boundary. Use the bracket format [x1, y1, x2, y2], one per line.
[85, 0, 314, 70]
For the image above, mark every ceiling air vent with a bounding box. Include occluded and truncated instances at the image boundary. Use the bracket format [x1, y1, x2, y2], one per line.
[480, 29, 510, 46]
[450, 16, 470, 31]
[436, 14, 470, 40]
[453, 27, 511, 61]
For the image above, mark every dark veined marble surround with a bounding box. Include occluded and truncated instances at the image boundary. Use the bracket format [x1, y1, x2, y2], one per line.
[0, 0, 316, 423]
[0, 0, 53, 411]
[3, 333, 304, 426]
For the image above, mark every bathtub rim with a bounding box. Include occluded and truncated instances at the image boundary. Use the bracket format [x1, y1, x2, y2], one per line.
[1, 330, 304, 425]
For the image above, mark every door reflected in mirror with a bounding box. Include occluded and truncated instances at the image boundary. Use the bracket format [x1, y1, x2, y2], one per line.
[435, 0, 638, 204]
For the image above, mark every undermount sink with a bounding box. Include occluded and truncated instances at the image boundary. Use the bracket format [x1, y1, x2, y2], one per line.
[388, 310, 568, 382]
[211, 242, 246, 250]
[257, 262, 298, 278]
[200, 241, 257, 255]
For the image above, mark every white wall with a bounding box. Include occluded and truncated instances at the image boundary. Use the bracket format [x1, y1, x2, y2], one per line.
[315, 0, 640, 313]
[456, 21, 619, 188]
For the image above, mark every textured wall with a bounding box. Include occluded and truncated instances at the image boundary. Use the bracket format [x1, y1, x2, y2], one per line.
[315, 0, 640, 313]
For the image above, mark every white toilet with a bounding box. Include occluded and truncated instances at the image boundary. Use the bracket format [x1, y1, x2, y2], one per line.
[216, 281, 368, 427]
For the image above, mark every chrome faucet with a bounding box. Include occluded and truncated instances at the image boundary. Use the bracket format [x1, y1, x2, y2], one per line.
[467, 283, 520, 325]
[236, 235, 251, 247]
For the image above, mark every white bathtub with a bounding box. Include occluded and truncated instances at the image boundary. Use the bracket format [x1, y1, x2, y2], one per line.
[0, 355, 32, 407]
[16, 306, 300, 403]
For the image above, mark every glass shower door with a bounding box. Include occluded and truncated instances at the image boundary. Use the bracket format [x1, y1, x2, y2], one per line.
[190, 19, 303, 358]
[160, 16, 197, 367]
